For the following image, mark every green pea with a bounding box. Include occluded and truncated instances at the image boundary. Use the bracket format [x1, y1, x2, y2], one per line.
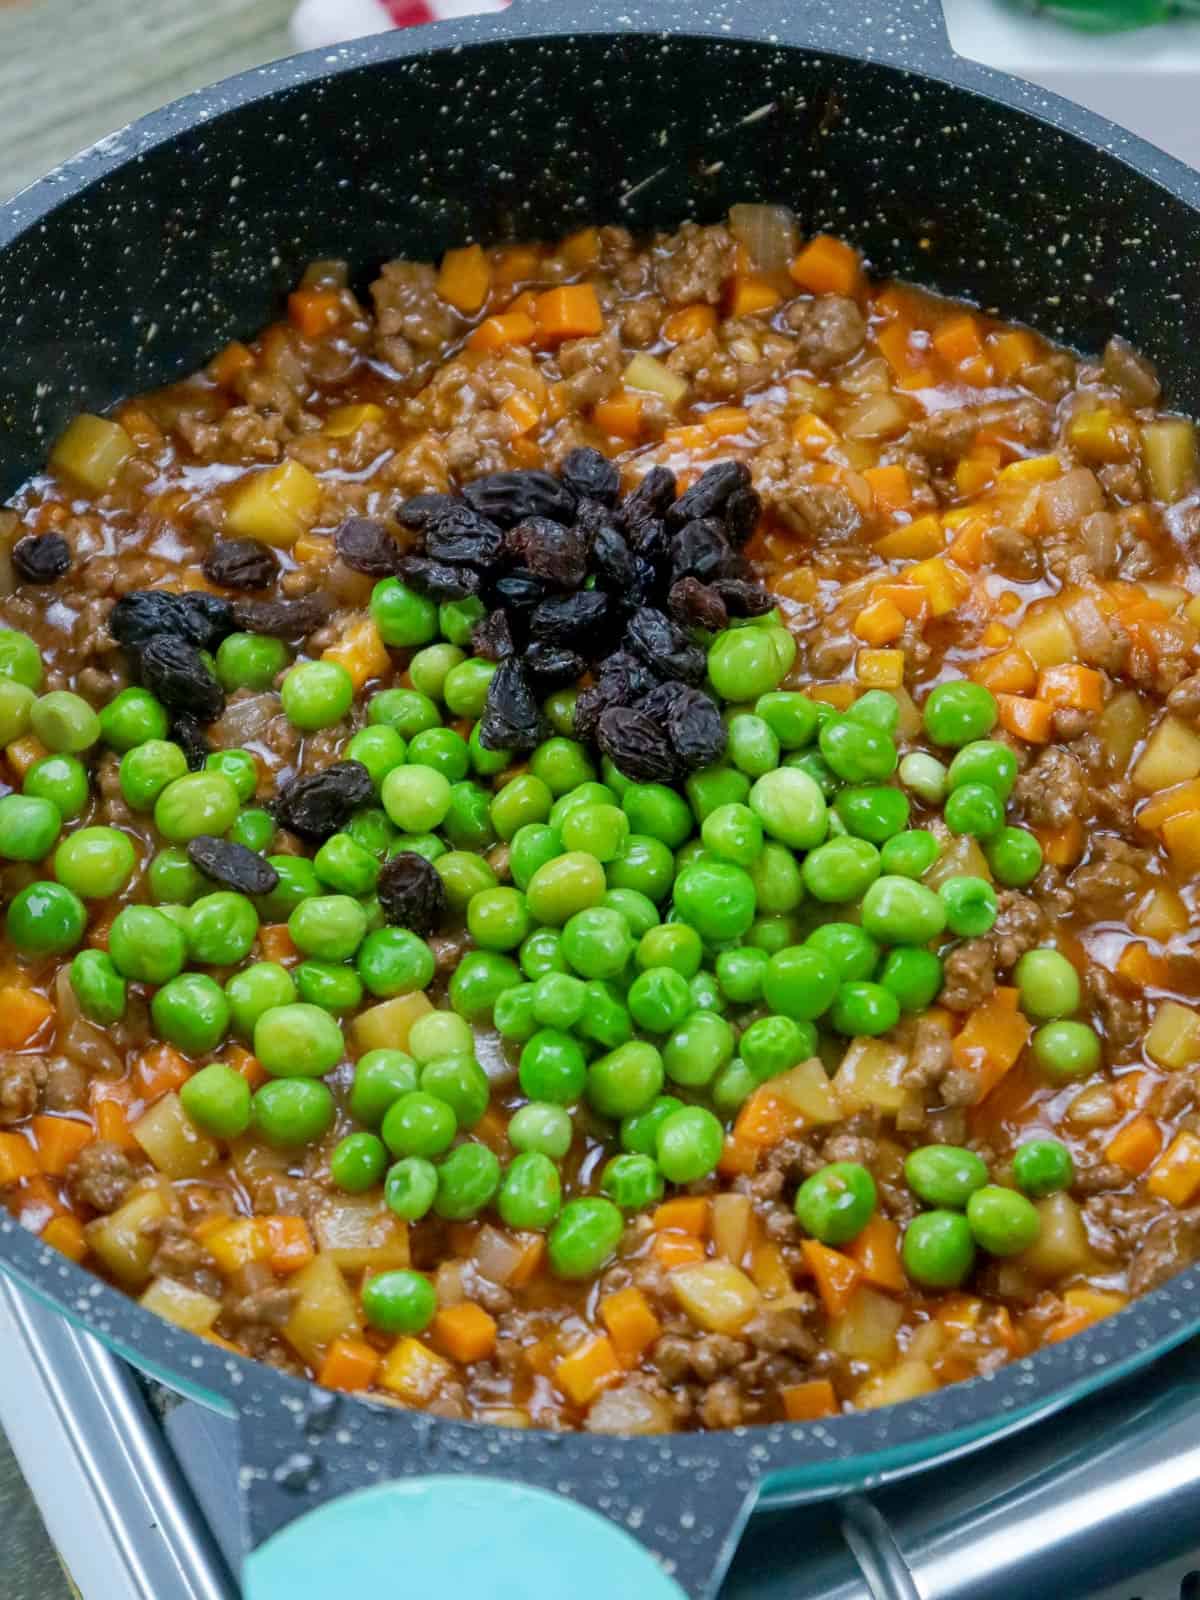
[362, 1269, 436, 1333]
[878, 947, 943, 1012]
[255, 856, 321, 921]
[434, 850, 497, 914]
[433, 1141, 501, 1220]
[601, 1152, 663, 1212]
[860, 875, 946, 945]
[966, 1185, 1041, 1256]
[662, 1010, 734, 1087]
[447, 949, 520, 1020]
[559, 802, 628, 863]
[288, 894, 367, 962]
[524, 850, 606, 925]
[420, 1054, 489, 1128]
[155, 771, 240, 842]
[750, 841, 805, 914]
[794, 1161, 877, 1245]
[543, 688, 578, 739]
[188, 891, 259, 965]
[673, 858, 756, 942]
[225, 962, 296, 1037]
[25, 753, 88, 818]
[740, 1014, 812, 1082]
[711, 1058, 757, 1114]
[656, 1105, 724, 1184]
[69, 949, 126, 1025]
[499, 1150, 563, 1229]
[0, 678, 34, 745]
[707, 625, 792, 702]
[802, 836, 881, 903]
[905, 1144, 989, 1209]
[715, 946, 770, 1004]
[382, 764, 452, 833]
[602, 887, 659, 939]
[902, 1209, 976, 1288]
[940, 875, 998, 937]
[406, 726, 469, 782]
[254, 1003, 344, 1078]
[509, 1102, 573, 1160]
[350, 1049, 419, 1126]
[518, 927, 566, 982]
[509, 823, 563, 891]
[464, 887, 530, 952]
[99, 687, 168, 751]
[787, 749, 841, 801]
[805, 922, 879, 982]
[576, 980, 633, 1050]
[180, 1061, 251, 1138]
[846, 690, 900, 733]
[408, 1011, 474, 1064]
[311, 832, 378, 898]
[370, 687, 442, 740]
[547, 1196, 624, 1279]
[588, 1040, 664, 1119]
[30, 690, 101, 754]
[749, 767, 828, 851]
[519, 1029, 587, 1104]
[944, 782, 1005, 840]
[0, 629, 41, 690]
[489, 773, 553, 842]
[252, 1077, 334, 1147]
[829, 980, 900, 1037]
[755, 691, 820, 750]
[295, 960, 364, 1014]
[152, 973, 231, 1054]
[120, 740, 188, 811]
[879, 829, 940, 878]
[606, 833, 675, 902]
[1012, 1139, 1075, 1198]
[205, 748, 258, 804]
[443, 658, 497, 720]
[370, 577, 438, 647]
[686, 764, 751, 823]
[985, 826, 1043, 888]
[382, 1090, 457, 1158]
[760, 945, 837, 1022]
[467, 718, 513, 778]
[819, 716, 897, 783]
[1032, 1020, 1101, 1081]
[347, 809, 398, 860]
[700, 802, 763, 868]
[1015, 948, 1081, 1021]
[384, 1156, 438, 1221]
[216, 632, 289, 692]
[726, 712, 779, 778]
[923, 681, 998, 747]
[946, 739, 1018, 800]
[353, 927, 433, 998]
[346, 725, 407, 790]
[229, 807, 276, 853]
[438, 595, 487, 648]
[636, 922, 703, 979]
[0, 794, 61, 862]
[530, 972, 587, 1030]
[441, 781, 496, 853]
[107, 904, 185, 982]
[834, 784, 910, 844]
[530, 737, 596, 796]
[898, 751, 949, 806]
[410, 642, 467, 702]
[329, 1131, 388, 1193]
[626, 967, 691, 1035]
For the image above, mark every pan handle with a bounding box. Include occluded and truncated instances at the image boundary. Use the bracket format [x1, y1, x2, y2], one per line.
[235, 1398, 759, 1600]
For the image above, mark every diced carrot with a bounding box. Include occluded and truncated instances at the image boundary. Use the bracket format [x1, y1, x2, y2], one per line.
[42, 1214, 88, 1262]
[801, 1240, 863, 1317]
[856, 649, 906, 689]
[0, 986, 54, 1049]
[534, 285, 604, 342]
[733, 1087, 801, 1149]
[989, 328, 1038, 383]
[221, 1044, 267, 1090]
[1104, 1113, 1162, 1177]
[5, 735, 48, 778]
[436, 243, 491, 314]
[863, 463, 913, 517]
[259, 924, 299, 965]
[1160, 812, 1200, 876]
[502, 391, 543, 435]
[543, 381, 570, 424]
[945, 516, 991, 570]
[996, 693, 1054, 744]
[971, 648, 1038, 696]
[997, 453, 1062, 488]
[492, 244, 542, 284]
[871, 582, 928, 621]
[935, 1294, 983, 1333]
[292, 534, 330, 565]
[506, 1234, 545, 1288]
[854, 597, 906, 647]
[262, 1215, 315, 1275]
[287, 289, 343, 339]
[1042, 1305, 1095, 1345]
[0, 1132, 39, 1184]
[933, 314, 992, 386]
[717, 1136, 759, 1177]
[981, 620, 1012, 649]
[789, 235, 862, 298]
[555, 1334, 621, 1406]
[509, 436, 544, 469]
[318, 1336, 381, 1393]
[876, 322, 936, 391]
[653, 1197, 710, 1236]
[467, 311, 537, 352]
[904, 554, 970, 616]
[781, 1377, 838, 1421]
[1115, 943, 1170, 990]
[31, 1115, 93, 1177]
[560, 226, 601, 268]
[600, 1287, 662, 1365]
[1137, 777, 1200, 831]
[1032, 817, 1085, 868]
[133, 1043, 191, 1103]
[591, 391, 643, 442]
[950, 987, 1032, 1101]
[792, 412, 840, 456]
[1036, 664, 1106, 713]
[1114, 1068, 1148, 1110]
[322, 616, 391, 692]
[728, 275, 781, 317]
[875, 515, 946, 562]
[663, 304, 718, 342]
[652, 1234, 706, 1269]
[505, 289, 541, 321]
[954, 448, 1000, 499]
[210, 340, 255, 387]
[846, 1215, 906, 1292]
[702, 406, 751, 439]
[807, 682, 858, 710]
[92, 1096, 137, 1152]
[431, 1302, 497, 1363]
[1146, 1131, 1200, 1207]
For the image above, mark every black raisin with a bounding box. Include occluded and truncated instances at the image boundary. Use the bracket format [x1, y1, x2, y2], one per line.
[396, 492, 456, 530]
[504, 518, 588, 588]
[622, 466, 677, 526]
[377, 850, 447, 936]
[177, 593, 237, 651]
[711, 577, 775, 617]
[597, 706, 679, 783]
[529, 590, 610, 648]
[471, 609, 515, 662]
[665, 461, 751, 531]
[627, 516, 668, 565]
[13, 533, 70, 584]
[187, 835, 280, 895]
[462, 470, 576, 528]
[273, 761, 374, 842]
[598, 649, 659, 701]
[625, 607, 706, 684]
[232, 594, 333, 639]
[559, 447, 620, 507]
[334, 517, 402, 577]
[665, 686, 727, 770]
[110, 590, 234, 652]
[573, 498, 622, 538]
[202, 538, 278, 591]
[489, 570, 549, 612]
[723, 485, 762, 546]
[397, 557, 480, 602]
[170, 715, 211, 771]
[139, 636, 225, 723]
[524, 643, 586, 688]
[668, 577, 728, 633]
[590, 525, 636, 593]
[670, 518, 732, 585]
[478, 658, 544, 753]
[424, 504, 504, 567]
[637, 680, 689, 724]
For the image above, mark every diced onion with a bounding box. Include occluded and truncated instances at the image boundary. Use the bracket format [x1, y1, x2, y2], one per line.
[728, 204, 798, 273]
[473, 1224, 526, 1286]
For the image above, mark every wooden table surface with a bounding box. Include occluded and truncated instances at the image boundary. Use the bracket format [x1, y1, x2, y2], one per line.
[0, 7, 297, 1592]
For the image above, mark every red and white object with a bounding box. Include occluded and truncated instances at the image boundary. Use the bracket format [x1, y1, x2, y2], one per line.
[290, 0, 510, 50]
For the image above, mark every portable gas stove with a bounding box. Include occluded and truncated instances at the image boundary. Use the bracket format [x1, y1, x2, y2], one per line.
[1, 1273, 1198, 1600]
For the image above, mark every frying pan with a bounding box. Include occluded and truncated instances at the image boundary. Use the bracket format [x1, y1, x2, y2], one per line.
[1, 2, 1199, 1595]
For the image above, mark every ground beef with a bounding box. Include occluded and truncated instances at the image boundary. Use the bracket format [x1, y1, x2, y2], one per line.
[0, 1056, 40, 1124]
[742, 1301, 818, 1358]
[1013, 746, 1088, 829]
[989, 524, 1041, 579]
[783, 294, 867, 371]
[698, 1378, 747, 1429]
[1086, 969, 1145, 1056]
[990, 890, 1049, 970]
[654, 223, 736, 306]
[654, 1332, 748, 1385]
[906, 408, 979, 463]
[1129, 1211, 1200, 1294]
[1069, 836, 1153, 923]
[557, 332, 623, 409]
[772, 482, 861, 543]
[42, 1057, 87, 1112]
[223, 1270, 298, 1357]
[939, 939, 996, 1013]
[66, 1141, 135, 1213]
[901, 1015, 953, 1090]
[1167, 672, 1200, 718]
[370, 260, 457, 375]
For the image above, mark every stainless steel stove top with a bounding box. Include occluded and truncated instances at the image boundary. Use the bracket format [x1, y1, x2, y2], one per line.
[3, 1276, 1199, 1600]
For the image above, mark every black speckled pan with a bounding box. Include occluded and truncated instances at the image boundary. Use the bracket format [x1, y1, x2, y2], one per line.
[1, 2, 1199, 1594]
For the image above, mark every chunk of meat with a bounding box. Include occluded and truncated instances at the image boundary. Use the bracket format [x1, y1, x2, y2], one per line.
[654, 223, 736, 306]
[1167, 672, 1200, 719]
[1069, 836, 1152, 923]
[773, 483, 861, 544]
[906, 408, 980, 463]
[0, 1055, 40, 1124]
[149, 1217, 223, 1297]
[1013, 746, 1088, 829]
[783, 294, 867, 371]
[742, 1301, 818, 1358]
[1086, 968, 1144, 1056]
[989, 524, 1041, 579]
[1129, 1211, 1200, 1294]
[990, 891, 1049, 970]
[66, 1141, 135, 1213]
[42, 1057, 87, 1112]
[939, 939, 996, 1013]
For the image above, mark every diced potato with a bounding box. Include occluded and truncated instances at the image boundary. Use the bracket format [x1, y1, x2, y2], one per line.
[1065, 1083, 1120, 1129]
[1132, 715, 1200, 792]
[924, 831, 992, 888]
[312, 1195, 410, 1272]
[1146, 1000, 1200, 1069]
[1014, 603, 1077, 669]
[350, 991, 433, 1055]
[1142, 582, 1189, 612]
[1097, 690, 1150, 773]
[1141, 418, 1198, 503]
[842, 394, 908, 440]
[132, 1093, 218, 1179]
[773, 1058, 842, 1124]
[889, 686, 923, 741]
[139, 1276, 222, 1335]
[1016, 1193, 1092, 1280]
[670, 1261, 761, 1334]
[905, 1321, 947, 1364]
[623, 353, 688, 407]
[478, 1406, 534, 1430]
[855, 1359, 937, 1409]
[833, 1039, 909, 1114]
[282, 1254, 360, 1367]
[86, 1186, 171, 1289]
[50, 414, 133, 493]
[711, 1193, 754, 1265]
[379, 1336, 453, 1405]
[1132, 886, 1189, 942]
[226, 460, 322, 546]
[322, 403, 385, 438]
[828, 1286, 904, 1366]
